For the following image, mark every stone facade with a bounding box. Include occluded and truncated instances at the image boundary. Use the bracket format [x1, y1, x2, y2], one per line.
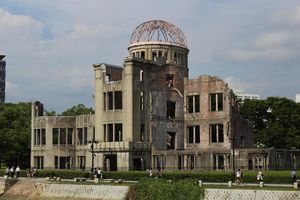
[0, 55, 5, 103]
[31, 20, 300, 171]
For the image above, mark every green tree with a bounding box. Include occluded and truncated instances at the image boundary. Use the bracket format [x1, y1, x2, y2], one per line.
[240, 97, 300, 148]
[0, 102, 31, 168]
[61, 104, 94, 116]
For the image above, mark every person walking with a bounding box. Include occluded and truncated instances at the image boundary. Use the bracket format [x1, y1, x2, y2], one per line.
[235, 169, 242, 184]
[97, 167, 103, 180]
[291, 169, 297, 183]
[257, 171, 263, 183]
[16, 166, 20, 178]
[10, 166, 15, 178]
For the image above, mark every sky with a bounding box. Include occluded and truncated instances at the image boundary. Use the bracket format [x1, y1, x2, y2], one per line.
[0, 0, 300, 113]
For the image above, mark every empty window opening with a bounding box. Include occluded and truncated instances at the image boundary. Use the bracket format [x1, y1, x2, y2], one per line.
[167, 101, 176, 119]
[77, 128, 84, 145]
[115, 123, 123, 142]
[114, 91, 122, 109]
[60, 128, 66, 145]
[103, 124, 106, 142]
[34, 156, 44, 169]
[240, 136, 245, 147]
[213, 154, 225, 170]
[167, 132, 176, 150]
[141, 51, 145, 59]
[188, 125, 200, 144]
[187, 95, 200, 113]
[84, 127, 87, 145]
[67, 128, 73, 145]
[55, 156, 71, 169]
[188, 155, 195, 170]
[103, 93, 106, 111]
[53, 128, 59, 145]
[166, 74, 174, 87]
[178, 155, 183, 170]
[136, 51, 140, 58]
[210, 93, 223, 112]
[105, 74, 111, 82]
[78, 156, 86, 170]
[140, 92, 144, 110]
[108, 92, 113, 110]
[140, 124, 145, 142]
[152, 51, 157, 60]
[37, 129, 41, 145]
[108, 124, 114, 142]
[211, 124, 224, 143]
[41, 129, 46, 145]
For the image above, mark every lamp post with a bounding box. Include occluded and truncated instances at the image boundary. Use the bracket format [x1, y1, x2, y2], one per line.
[88, 138, 98, 170]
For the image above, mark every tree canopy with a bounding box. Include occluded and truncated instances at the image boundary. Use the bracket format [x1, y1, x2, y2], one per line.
[240, 97, 300, 149]
[61, 104, 94, 116]
[0, 102, 31, 168]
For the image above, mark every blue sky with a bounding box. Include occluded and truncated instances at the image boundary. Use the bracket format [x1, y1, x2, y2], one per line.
[0, 0, 299, 112]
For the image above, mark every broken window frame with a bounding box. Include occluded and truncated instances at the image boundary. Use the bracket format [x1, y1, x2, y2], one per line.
[167, 101, 176, 119]
[167, 132, 176, 150]
[166, 74, 174, 87]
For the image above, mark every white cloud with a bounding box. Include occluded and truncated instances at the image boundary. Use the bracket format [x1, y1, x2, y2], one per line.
[0, 8, 41, 28]
[255, 32, 291, 49]
[224, 76, 253, 92]
[6, 81, 23, 97]
[229, 48, 296, 62]
[271, 6, 300, 26]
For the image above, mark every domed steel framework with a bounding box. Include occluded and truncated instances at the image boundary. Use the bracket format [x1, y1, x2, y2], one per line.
[129, 20, 187, 48]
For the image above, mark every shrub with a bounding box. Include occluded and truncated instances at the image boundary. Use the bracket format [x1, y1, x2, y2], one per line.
[127, 178, 205, 200]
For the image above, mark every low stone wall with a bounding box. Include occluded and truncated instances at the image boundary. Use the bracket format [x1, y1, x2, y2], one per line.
[0, 180, 5, 195]
[43, 184, 129, 200]
[205, 189, 300, 200]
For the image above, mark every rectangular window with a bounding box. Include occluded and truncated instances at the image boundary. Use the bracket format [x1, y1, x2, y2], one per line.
[140, 70, 144, 82]
[140, 92, 144, 110]
[52, 128, 59, 145]
[77, 128, 83, 145]
[115, 123, 123, 142]
[67, 128, 73, 145]
[188, 126, 200, 144]
[103, 93, 106, 111]
[55, 156, 59, 169]
[187, 95, 200, 113]
[210, 93, 223, 112]
[84, 127, 87, 145]
[108, 124, 113, 142]
[60, 128, 66, 145]
[41, 129, 46, 145]
[78, 156, 86, 170]
[141, 51, 145, 59]
[34, 129, 37, 145]
[108, 92, 113, 110]
[166, 74, 174, 87]
[167, 132, 176, 149]
[167, 101, 176, 119]
[210, 124, 224, 143]
[103, 124, 106, 142]
[114, 91, 122, 109]
[37, 129, 41, 145]
[140, 124, 145, 142]
[34, 156, 44, 169]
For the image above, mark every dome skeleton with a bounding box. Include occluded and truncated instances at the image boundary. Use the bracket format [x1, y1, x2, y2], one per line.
[130, 20, 187, 48]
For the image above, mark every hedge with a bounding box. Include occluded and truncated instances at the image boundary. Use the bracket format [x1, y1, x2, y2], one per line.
[127, 178, 205, 200]
[0, 169, 293, 183]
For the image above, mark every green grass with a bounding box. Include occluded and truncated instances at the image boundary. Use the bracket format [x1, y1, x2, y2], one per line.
[202, 184, 298, 191]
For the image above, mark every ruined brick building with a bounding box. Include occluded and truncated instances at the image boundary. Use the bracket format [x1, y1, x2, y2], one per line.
[31, 20, 300, 171]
